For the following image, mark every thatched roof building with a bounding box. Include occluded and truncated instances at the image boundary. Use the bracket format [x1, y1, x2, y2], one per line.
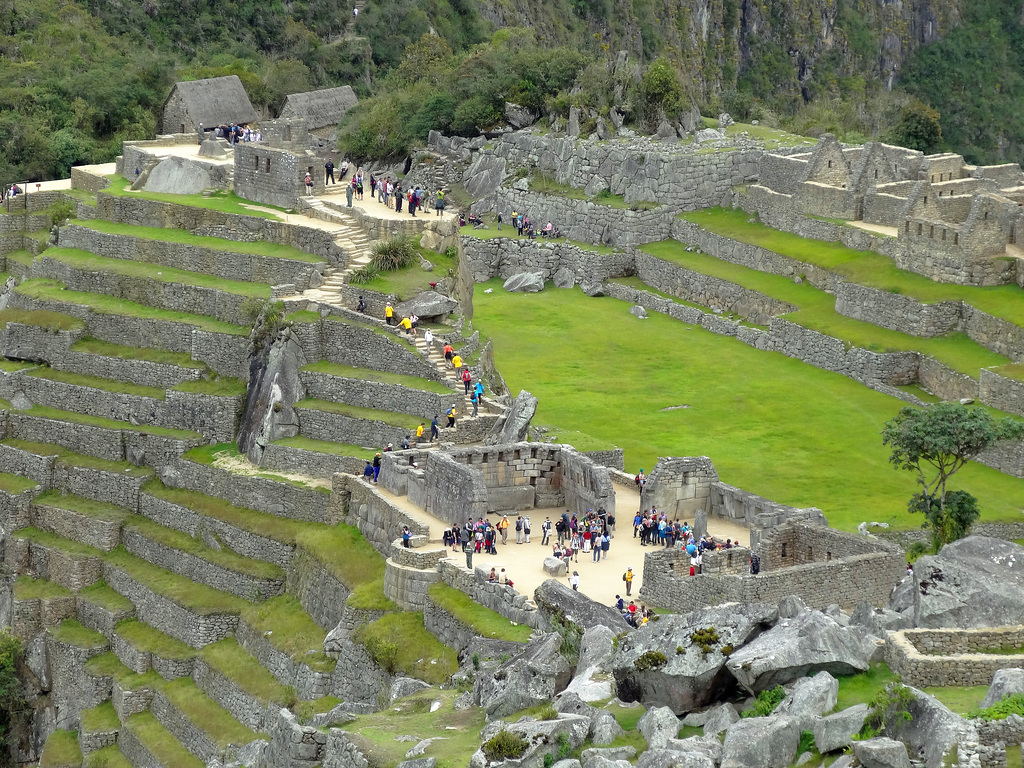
[161, 76, 259, 134]
[279, 86, 358, 131]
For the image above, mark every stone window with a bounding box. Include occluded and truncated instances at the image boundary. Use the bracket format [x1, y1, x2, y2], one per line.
[984, 211, 989, 220]
[253, 156, 259, 171]
[827, 160, 832, 169]
[781, 542, 787, 558]
[808, 546, 813, 560]
[826, 551, 832, 561]
[930, 226, 934, 238]
[874, 169, 878, 179]
[284, 125, 292, 142]
[906, 221, 911, 233]
[924, 196, 928, 204]
[918, 223, 923, 235]
[954, 233, 959, 245]
[265, 158, 271, 172]
[942, 229, 946, 241]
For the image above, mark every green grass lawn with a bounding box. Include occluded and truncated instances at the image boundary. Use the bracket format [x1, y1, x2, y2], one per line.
[681, 207, 1024, 329]
[79, 581, 135, 613]
[14, 527, 103, 558]
[15, 403, 202, 439]
[105, 547, 246, 615]
[81, 701, 120, 732]
[75, 219, 323, 263]
[272, 435, 376, 458]
[50, 619, 108, 649]
[27, 366, 167, 399]
[104, 175, 283, 220]
[353, 612, 458, 685]
[160, 677, 265, 745]
[0, 307, 86, 331]
[85, 746, 133, 768]
[13, 575, 72, 600]
[922, 685, 989, 714]
[4, 439, 153, 477]
[528, 174, 660, 211]
[427, 583, 534, 642]
[124, 712, 205, 768]
[41, 247, 272, 299]
[0, 471, 39, 494]
[170, 377, 247, 396]
[642, 240, 1008, 376]
[200, 639, 295, 706]
[16, 279, 248, 336]
[115, 618, 197, 660]
[34, 490, 132, 521]
[39, 730, 82, 768]
[0, 359, 36, 372]
[70, 337, 206, 369]
[471, 282, 1024, 531]
[353, 246, 458, 301]
[833, 662, 897, 712]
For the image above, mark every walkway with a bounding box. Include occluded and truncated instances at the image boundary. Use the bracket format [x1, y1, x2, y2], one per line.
[846, 221, 898, 238]
[374, 478, 751, 607]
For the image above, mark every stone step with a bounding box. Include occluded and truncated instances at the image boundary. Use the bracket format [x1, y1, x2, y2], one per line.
[194, 639, 291, 733]
[120, 515, 286, 601]
[79, 701, 121, 757]
[10, 575, 76, 637]
[78, 581, 136, 638]
[30, 491, 132, 552]
[151, 678, 266, 763]
[8, 527, 105, 591]
[120, 711, 205, 768]
[102, 547, 245, 649]
[111, 618, 197, 681]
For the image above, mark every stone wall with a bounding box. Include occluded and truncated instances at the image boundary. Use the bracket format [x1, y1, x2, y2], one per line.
[422, 451, 489, 523]
[235, 618, 332, 701]
[980, 369, 1024, 418]
[286, 547, 351, 632]
[234, 143, 322, 209]
[5, 536, 103, 592]
[459, 236, 632, 284]
[335, 474, 430, 559]
[641, 457, 717, 520]
[436, 558, 541, 628]
[422, 598, 477, 655]
[299, 368, 451, 418]
[885, 628, 1024, 687]
[297, 406, 412, 451]
[260, 442, 365, 481]
[383, 558, 442, 610]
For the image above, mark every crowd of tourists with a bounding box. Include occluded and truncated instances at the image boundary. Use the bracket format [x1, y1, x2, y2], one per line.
[460, 210, 562, 240]
[202, 123, 261, 144]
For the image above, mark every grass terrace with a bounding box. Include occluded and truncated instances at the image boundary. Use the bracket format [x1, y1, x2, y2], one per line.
[354, 612, 458, 685]
[81, 701, 120, 732]
[427, 583, 534, 642]
[83, 652, 163, 688]
[527, 173, 660, 211]
[0, 307, 85, 331]
[272, 435, 375, 458]
[170, 377, 247, 396]
[160, 677, 265, 745]
[15, 404, 203, 439]
[33, 491, 132, 521]
[39, 730, 82, 768]
[14, 527, 104, 558]
[4, 439, 153, 477]
[74, 219, 324, 263]
[41, 248, 272, 299]
[27, 366, 167, 399]
[104, 175, 284, 220]
[70, 337, 206, 369]
[295, 399, 424, 430]
[682, 207, 1024, 328]
[50, 619, 108, 649]
[13, 575, 72, 600]
[609, 275, 745, 320]
[301, 360, 454, 394]
[16, 279, 249, 336]
[105, 547, 247, 616]
[200, 638, 295, 706]
[471, 281, 1024, 531]
[0, 359, 37, 372]
[0, 471, 39, 494]
[241, 595, 336, 673]
[641, 240, 1008, 376]
[923, 685, 990, 714]
[124, 712, 205, 768]
[85, 747, 132, 768]
[79, 581, 135, 613]
[349, 243, 459, 301]
[991, 364, 1024, 383]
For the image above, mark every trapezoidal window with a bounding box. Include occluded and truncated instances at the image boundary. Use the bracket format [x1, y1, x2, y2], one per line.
[265, 158, 271, 172]
[254, 156, 259, 171]
[781, 542, 787, 558]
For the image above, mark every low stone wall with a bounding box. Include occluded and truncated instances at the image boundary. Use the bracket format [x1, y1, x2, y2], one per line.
[32, 500, 124, 552]
[423, 598, 477, 655]
[286, 547, 351, 632]
[78, 591, 135, 639]
[5, 537, 103, 591]
[885, 628, 1024, 687]
[422, 452, 488, 523]
[459, 236, 632, 283]
[299, 369, 450, 418]
[335, 474, 431, 558]
[58, 223, 324, 289]
[834, 282, 962, 338]
[235, 618, 332, 701]
[980, 369, 1024, 418]
[152, 688, 236, 763]
[192, 657, 278, 733]
[55, 347, 204, 389]
[52, 463, 150, 513]
[582, 448, 624, 471]
[436, 558, 541, 628]
[46, 633, 110, 730]
[325, 635, 392, 706]
[260, 442, 365, 480]
[0, 486, 35, 536]
[382, 558, 441, 610]
[976, 437, 1024, 479]
[102, 561, 238, 649]
[162, 459, 330, 523]
[10, 593, 76, 638]
[297, 407, 411, 456]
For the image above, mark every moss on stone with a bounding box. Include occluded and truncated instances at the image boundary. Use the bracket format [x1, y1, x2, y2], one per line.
[13, 575, 72, 600]
[50, 619, 107, 649]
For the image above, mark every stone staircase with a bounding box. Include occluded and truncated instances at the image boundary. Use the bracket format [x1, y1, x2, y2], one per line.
[300, 198, 374, 287]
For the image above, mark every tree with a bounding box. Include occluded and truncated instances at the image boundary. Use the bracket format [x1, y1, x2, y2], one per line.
[882, 403, 1024, 548]
[886, 99, 943, 154]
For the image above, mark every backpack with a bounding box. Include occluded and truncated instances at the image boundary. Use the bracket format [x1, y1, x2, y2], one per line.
[622, 573, 626, 582]
[462, 369, 471, 382]
[515, 519, 523, 531]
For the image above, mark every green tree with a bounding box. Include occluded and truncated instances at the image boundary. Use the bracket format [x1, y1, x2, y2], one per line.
[0, 631, 23, 751]
[882, 403, 1024, 548]
[886, 99, 943, 153]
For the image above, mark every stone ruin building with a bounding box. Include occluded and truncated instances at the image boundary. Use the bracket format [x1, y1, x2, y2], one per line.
[160, 76, 259, 135]
[752, 134, 1024, 286]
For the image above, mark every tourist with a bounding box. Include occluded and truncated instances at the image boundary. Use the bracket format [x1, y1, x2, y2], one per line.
[341, 159, 350, 179]
[623, 566, 634, 596]
[523, 515, 531, 543]
[470, 388, 479, 417]
[345, 181, 354, 208]
[416, 422, 424, 443]
[615, 595, 624, 612]
[569, 571, 580, 591]
[423, 328, 434, 349]
[409, 313, 419, 337]
[443, 343, 455, 366]
[592, 531, 601, 562]
[635, 469, 646, 490]
[452, 353, 462, 373]
[385, 303, 394, 325]
[399, 316, 413, 335]
[325, 158, 335, 185]
[446, 404, 457, 428]
[304, 172, 313, 196]
[401, 526, 412, 548]
[601, 533, 610, 560]
[570, 532, 580, 562]
[442, 527, 454, 550]
[362, 460, 373, 481]
[435, 189, 444, 216]
[395, 184, 404, 213]
[462, 367, 472, 394]
[488, 567, 497, 583]
[401, 435, 410, 450]
[474, 380, 484, 399]
[372, 452, 382, 483]
[430, 415, 440, 441]
[541, 517, 552, 546]
[750, 552, 761, 575]
[498, 515, 510, 544]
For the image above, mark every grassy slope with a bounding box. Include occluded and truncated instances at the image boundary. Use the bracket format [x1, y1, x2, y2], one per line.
[104, 175, 283, 220]
[471, 281, 1024, 531]
[353, 246, 459, 301]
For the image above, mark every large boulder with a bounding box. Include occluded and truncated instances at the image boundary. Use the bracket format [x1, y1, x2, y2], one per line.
[503, 272, 546, 293]
[811, 704, 868, 753]
[237, 325, 306, 465]
[143, 155, 214, 194]
[636, 751, 713, 768]
[474, 713, 591, 768]
[725, 610, 872, 692]
[851, 738, 911, 768]
[911, 536, 1024, 628]
[504, 102, 539, 129]
[774, 672, 838, 727]
[552, 268, 575, 289]
[884, 686, 962, 768]
[850, 601, 912, 635]
[396, 291, 458, 320]
[637, 707, 679, 750]
[463, 154, 507, 199]
[474, 632, 572, 719]
[701, 703, 738, 736]
[485, 390, 538, 445]
[534, 579, 628, 635]
[612, 603, 777, 713]
[666, 735, 721, 764]
[564, 625, 616, 702]
[720, 715, 801, 768]
[981, 668, 1024, 708]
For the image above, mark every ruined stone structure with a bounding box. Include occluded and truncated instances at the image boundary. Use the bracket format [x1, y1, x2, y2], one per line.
[885, 626, 1024, 687]
[160, 76, 258, 135]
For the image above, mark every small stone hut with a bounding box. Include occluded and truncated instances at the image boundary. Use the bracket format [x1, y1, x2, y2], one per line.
[161, 76, 259, 134]
[279, 86, 358, 131]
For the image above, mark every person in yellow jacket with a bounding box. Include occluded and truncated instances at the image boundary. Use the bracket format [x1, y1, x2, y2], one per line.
[416, 422, 424, 443]
[399, 316, 412, 334]
[623, 567, 634, 596]
[451, 353, 462, 372]
[446, 404, 457, 428]
[498, 515, 510, 545]
[385, 303, 394, 325]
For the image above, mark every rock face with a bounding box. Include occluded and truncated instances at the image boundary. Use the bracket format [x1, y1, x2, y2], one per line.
[851, 738, 912, 768]
[812, 704, 868, 753]
[485, 390, 538, 445]
[474, 632, 572, 719]
[774, 672, 838, 727]
[396, 291, 458, 320]
[726, 610, 872, 692]
[884, 687, 962, 768]
[718, 113, 735, 131]
[464, 154, 508, 199]
[475, 713, 591, 768]
[503, 272, 546, 293]
[981, 667, 1024, 708]
[911, 536, 1024, 628]
[504, 102, 539, 129]
[143, 155, 214, 194]
[238, 325, 306, 465]
[534, 579, 627, 635]
[568, 106, 581, 138]
[564, 625, 616, 702]
[701, 703, 738, 736]
[850, 600, 912, 635]
[637, 706, 679, 750]
[720, 715, 801, 768]
[612, 603, 776, 712]
[694, 128, 723, 143]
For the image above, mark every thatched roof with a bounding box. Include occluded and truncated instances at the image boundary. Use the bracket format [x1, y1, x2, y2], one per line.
[279, 86, 358, 130]
[164, 76, 258, 129]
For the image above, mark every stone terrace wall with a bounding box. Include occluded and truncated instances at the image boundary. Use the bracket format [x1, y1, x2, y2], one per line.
[298, 368, 451, 418]
[334, 474, 430, 558]
[561, 446, 616, 518]
[423, 451, 488, 523]
[436, 558, 541, 628]
[459, 236, 632, 283]
[95, 194, 349, 266]
[885, 627, 1024, 687]
[286, 547, 350, 631]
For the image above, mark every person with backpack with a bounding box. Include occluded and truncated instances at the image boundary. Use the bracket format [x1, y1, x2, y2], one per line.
[523, 515, 531, 543]
[446, 404, 457, 428]
[470, 389, 479, 417]
[325, 158, 335, 185]
[401, 526, 412, 548]
[541, 517, 552, 546]
[498, 515, 510, 544]
[515, 516, 524, 544]
[304, 172, 313, 196]
[461, 367, 472, 394]
[623, 567, 634, 596]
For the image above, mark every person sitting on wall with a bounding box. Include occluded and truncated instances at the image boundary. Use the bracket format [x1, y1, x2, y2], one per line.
[488, 567, 498, 582]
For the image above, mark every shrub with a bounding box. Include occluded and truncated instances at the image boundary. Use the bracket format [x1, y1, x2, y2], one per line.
[690, 626, 721, 655]
[967, 693, 1024, 721]
[798, 729, 815, 755]
[50, 200, 77, 227]
[362, 635, 400, 674]
[482, 730, 529, 761]
[348, 264, 380, 284]
[741, 685, 786, 718]
[860, 678, 914, 737]
[536, 704, 559, 721]
[634, 650, 668, 671]
[370, 236, 418, 272]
